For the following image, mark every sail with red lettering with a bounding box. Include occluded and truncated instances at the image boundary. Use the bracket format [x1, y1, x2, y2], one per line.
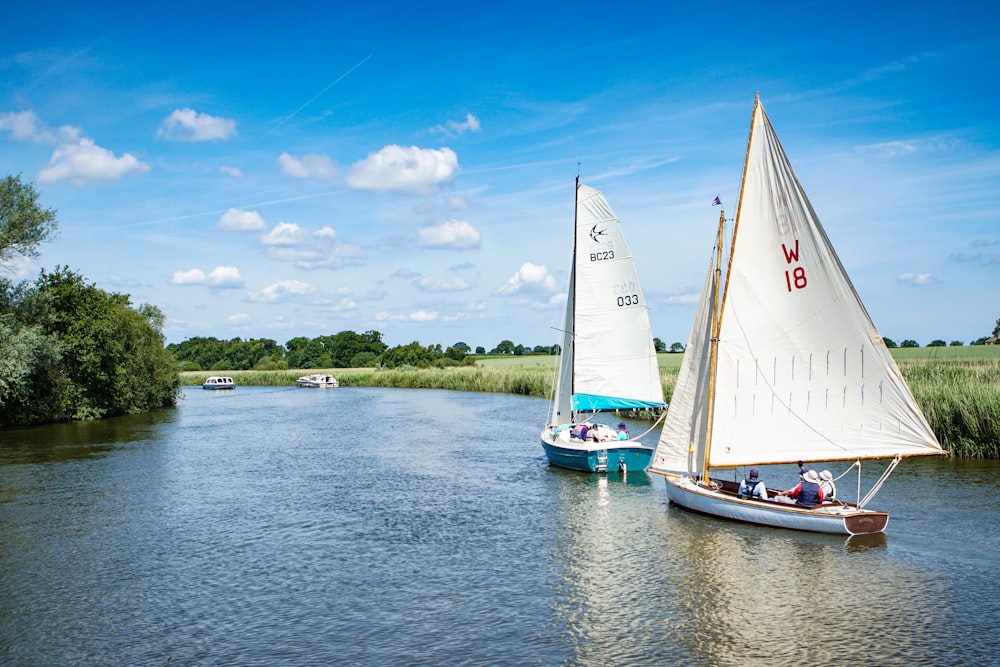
[647, 95, 942, 534]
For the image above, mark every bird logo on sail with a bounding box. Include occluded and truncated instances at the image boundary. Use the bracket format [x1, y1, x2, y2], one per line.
[589, 225, 607, 243]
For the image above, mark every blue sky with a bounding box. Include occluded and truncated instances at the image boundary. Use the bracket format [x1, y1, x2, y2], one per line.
[2, 1, 997, 349]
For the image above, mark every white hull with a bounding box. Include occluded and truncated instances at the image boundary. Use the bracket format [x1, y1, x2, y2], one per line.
[296, 374, 339, 388]
[662, 475, 889, 535]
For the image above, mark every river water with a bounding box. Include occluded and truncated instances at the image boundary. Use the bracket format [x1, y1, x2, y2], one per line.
[1, 386, 998, 666]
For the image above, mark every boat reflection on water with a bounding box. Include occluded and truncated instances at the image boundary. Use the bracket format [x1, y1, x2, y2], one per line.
[845, 531, 888, 552]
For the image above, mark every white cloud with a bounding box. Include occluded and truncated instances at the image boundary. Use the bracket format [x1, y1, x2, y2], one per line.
[261, 221, 312, 246]
[37, 132, 149, 184]
[431, 113, 481, 137]
[219, 165, 243, 178]
[497, 262, 558, 296]
[217, 208, 266, 231]
[169, 266, 244, 288]
[227, 313, 252, 325]
[278, 152, 337, 180]
[0, 110, 55, 142]
[246, 280, 316, 303]
[347, 145, 459, 194]
[260, 222, 365, 270]
[414, 275, 473, 292]
[375, 310, 440, 323]
[898, 272, 936, 286]
[158, 108, 237, 142]
[416, 219, 481, 249]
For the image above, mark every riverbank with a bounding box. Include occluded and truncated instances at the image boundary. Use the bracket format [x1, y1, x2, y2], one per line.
[181, 350, 1000, 457]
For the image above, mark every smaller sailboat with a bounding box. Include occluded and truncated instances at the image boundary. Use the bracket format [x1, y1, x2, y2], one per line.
[540, 178, 666, 473]
[647, 95, 946, 534]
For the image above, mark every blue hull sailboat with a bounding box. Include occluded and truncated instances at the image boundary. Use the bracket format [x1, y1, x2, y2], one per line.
[540, 179, 666, 473]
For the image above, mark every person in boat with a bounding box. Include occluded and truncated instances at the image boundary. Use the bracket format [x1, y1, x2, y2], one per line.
[776, 469, 825, 505]
[738, 467, 768, 500]
[819, 470, 837, 501]
[616, 423, 630, 441]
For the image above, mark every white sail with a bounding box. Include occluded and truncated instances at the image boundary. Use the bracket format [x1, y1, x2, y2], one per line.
[651, 98, 942, 475]
[549, 183, 665, 426]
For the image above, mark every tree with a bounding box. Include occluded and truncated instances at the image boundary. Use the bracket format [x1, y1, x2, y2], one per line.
[994, 317, 1000, 340]
[882, 337, 898, 348]
[8, 267, 179, 422]
[949, 341, 964, 346]
[653, 337, 667, 352]
[928, 339, 946, 347]
[900, 339, 920, 348]
[492, 339, 515, 355]
[475, 346, 486, 355]
[669, 342, 685, 353]
[0, 175, 58, 264]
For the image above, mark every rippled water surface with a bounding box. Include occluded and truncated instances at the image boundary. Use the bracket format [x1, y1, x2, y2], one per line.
[2, 387, 999, 666]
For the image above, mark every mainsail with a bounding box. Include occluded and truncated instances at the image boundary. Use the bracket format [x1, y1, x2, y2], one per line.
[651, 97, 942, 476]
[550, 182, 664, 426]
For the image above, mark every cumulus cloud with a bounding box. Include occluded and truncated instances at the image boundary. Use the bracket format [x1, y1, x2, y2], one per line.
[246, 280, 315, 303]
[375, 310, 441, 323]
[496, 262, 558, 296]
[260, 222, 365, 270]
[158, 108, 237, 142]
[347, 145, 459, 194]
[897, 272, 936, 286]
[169, 266, 244, 288]
[415, 219, 481, 249]
[414, 275, 473, 292]
[431, 113, 481, 137]
[0, 110, 55, 142]
[217, 208, 266, 231]
[278, 152, 337, 180]
[37, 130, 149, 184]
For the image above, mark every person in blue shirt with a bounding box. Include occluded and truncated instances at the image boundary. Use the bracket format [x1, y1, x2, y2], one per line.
[738, 467, 768, 500]
[616, 423, 630, 441]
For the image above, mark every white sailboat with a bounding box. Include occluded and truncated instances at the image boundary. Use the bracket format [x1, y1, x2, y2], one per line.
[541, 178, 666, 473]
[647, 95, 946, 534]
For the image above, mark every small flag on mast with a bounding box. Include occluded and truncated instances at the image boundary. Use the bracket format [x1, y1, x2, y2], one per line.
[711, 196, 722, 206]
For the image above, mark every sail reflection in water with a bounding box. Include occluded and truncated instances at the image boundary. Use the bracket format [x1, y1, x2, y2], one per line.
[1, 388, 998, 665]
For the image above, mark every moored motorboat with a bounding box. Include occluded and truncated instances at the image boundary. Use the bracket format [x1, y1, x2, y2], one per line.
[296, 373, 339, 388]
[202, 376, 235, 390]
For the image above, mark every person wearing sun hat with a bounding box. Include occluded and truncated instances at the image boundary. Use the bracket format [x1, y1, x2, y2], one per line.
[777, 468, 825, 505]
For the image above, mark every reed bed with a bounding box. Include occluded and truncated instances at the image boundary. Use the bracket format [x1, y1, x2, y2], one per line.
[180, 357, 999, 457]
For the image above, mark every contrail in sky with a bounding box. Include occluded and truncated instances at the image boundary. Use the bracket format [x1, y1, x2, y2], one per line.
[272, 54, 373, 131]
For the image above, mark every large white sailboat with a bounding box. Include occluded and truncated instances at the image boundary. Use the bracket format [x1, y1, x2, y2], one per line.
[647, 95, 945, 534]
[540, 178, 666, 473]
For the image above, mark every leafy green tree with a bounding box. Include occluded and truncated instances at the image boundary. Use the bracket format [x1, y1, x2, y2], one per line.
[492, 339, 515, 355]
[0, 175, 58, 264]
[882, 337, 898, 348]
[928, 339, 946, 347]
[653, 337, 666, 352]
[900, 339, 919, 348]
[0, 314, 64, 426]
[993, 317, 1000, 340]
[475, 346, 486, 355]
[950, 341, 964, 346]
[669, 342, 685, 353]
[14, 267, 179, 421]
